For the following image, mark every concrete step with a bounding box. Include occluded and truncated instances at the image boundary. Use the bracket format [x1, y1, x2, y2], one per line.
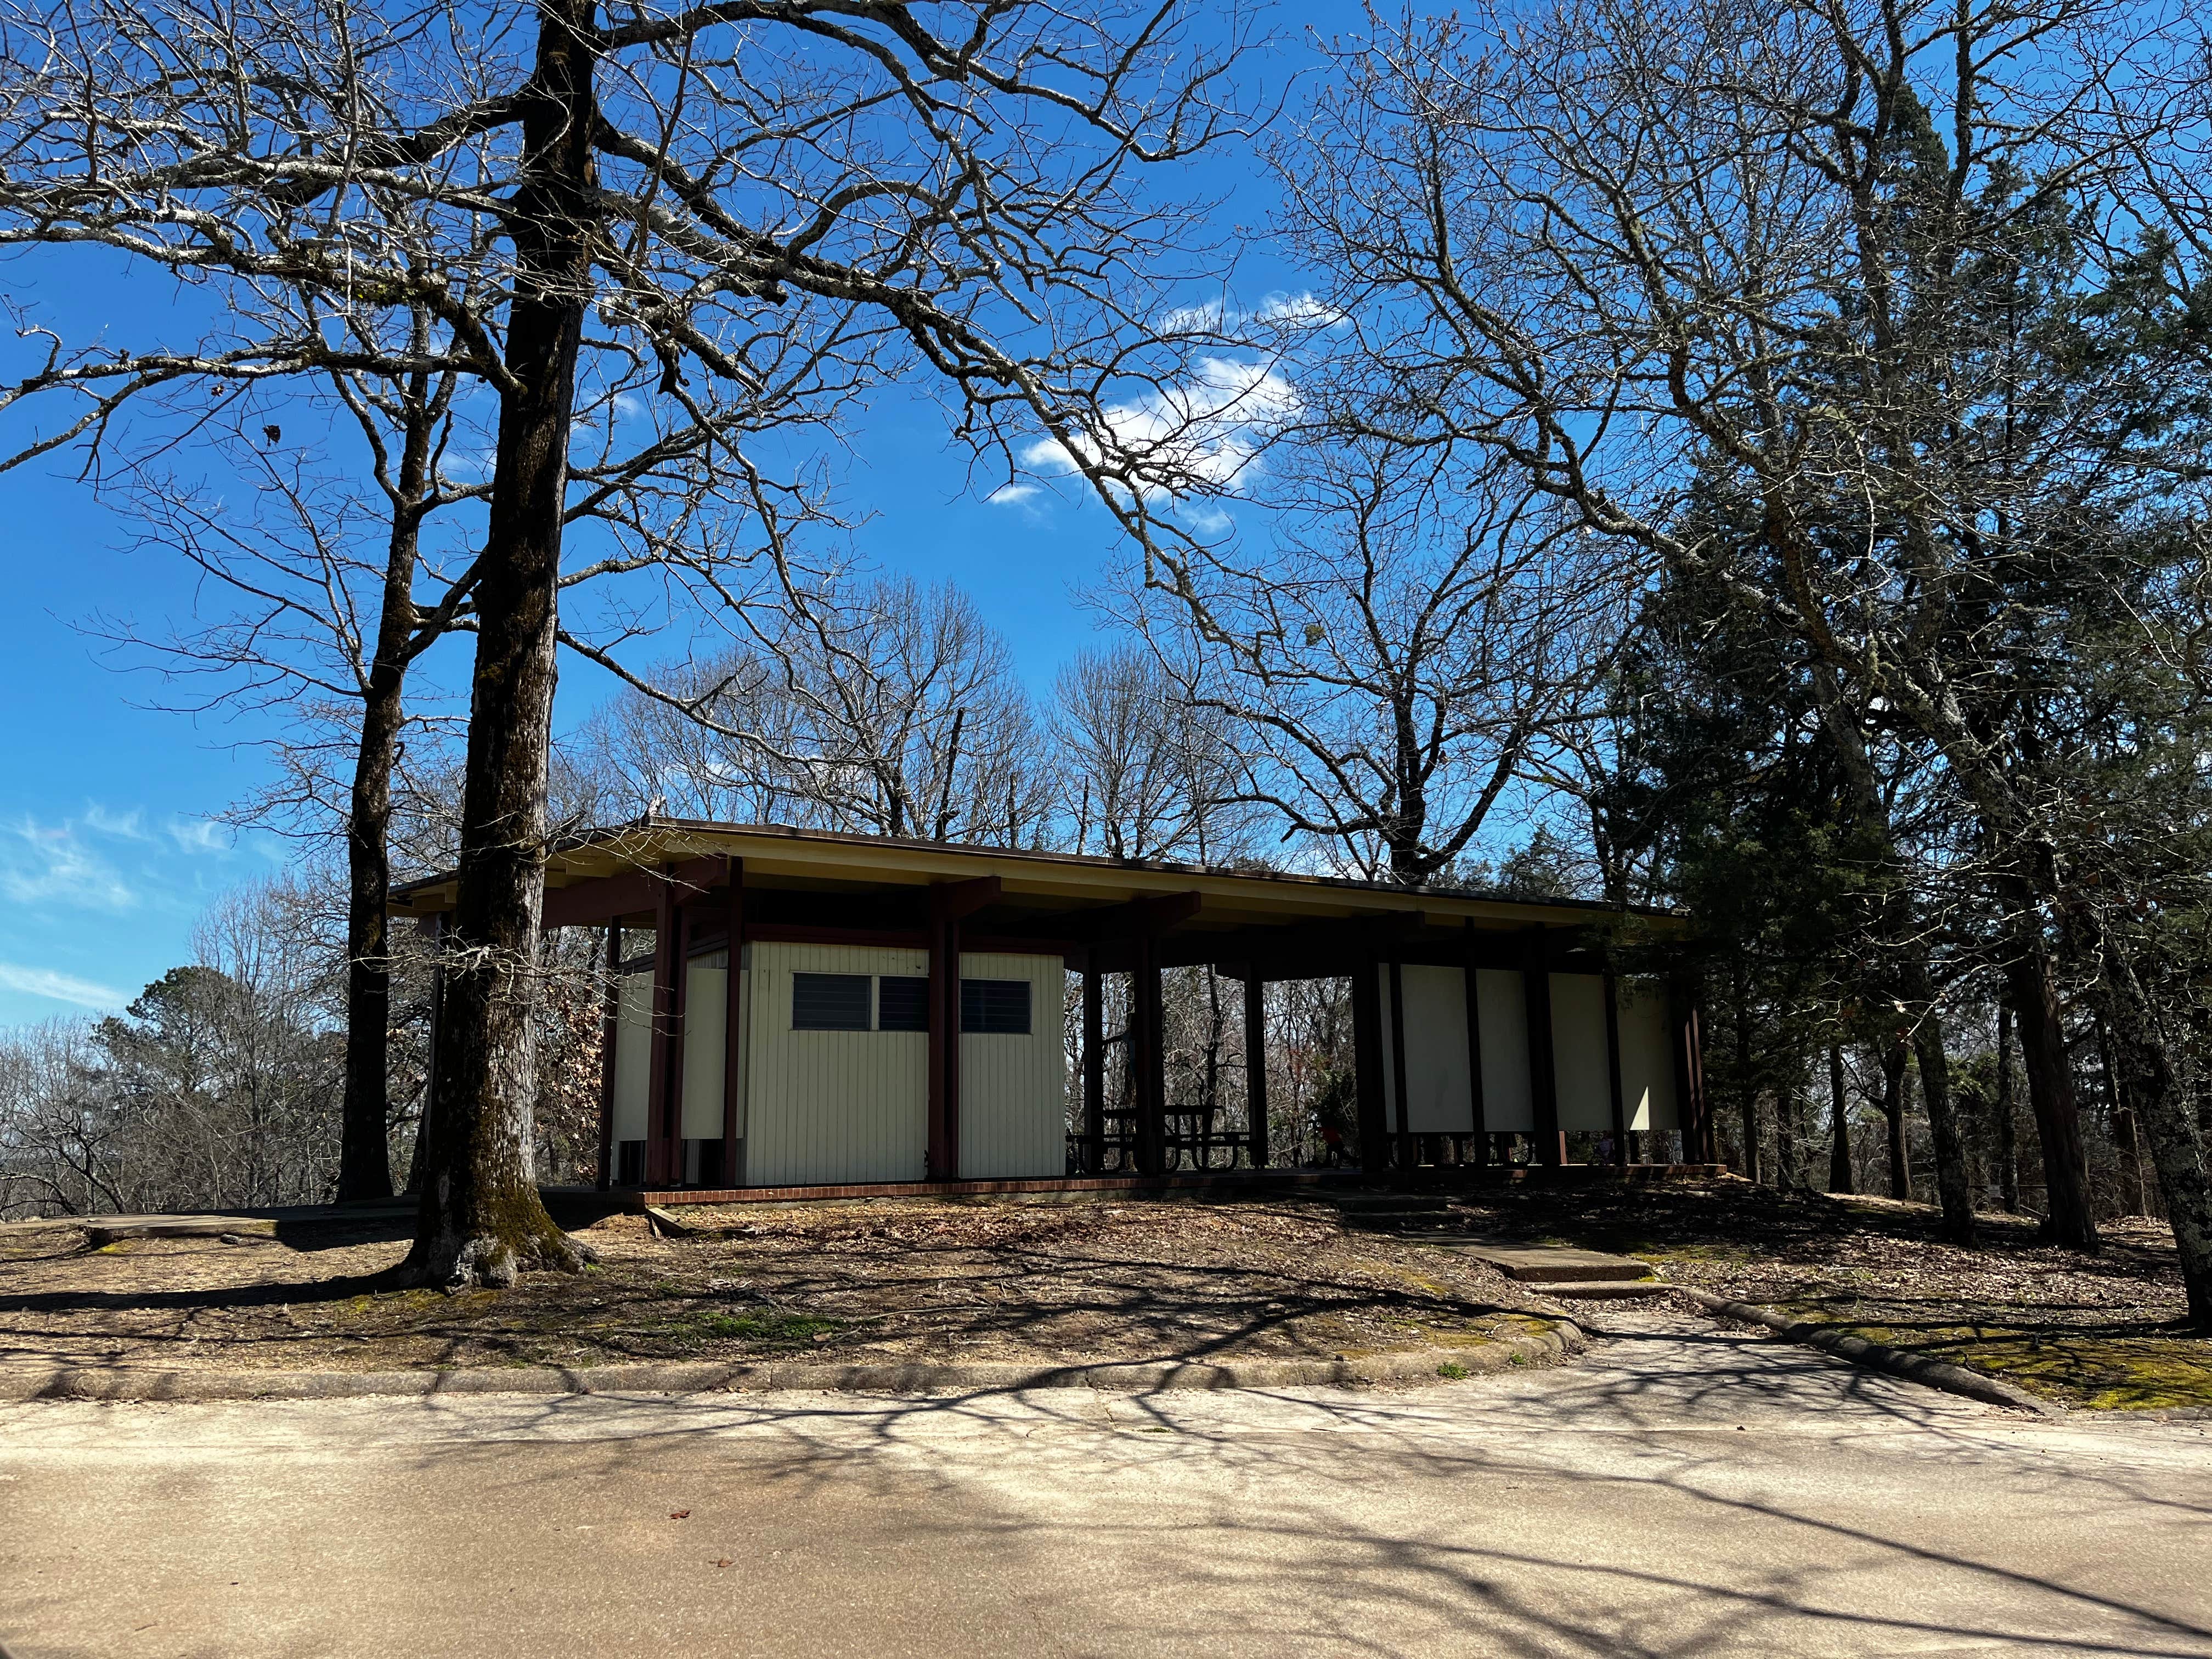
[1534, 1280, 1674, 1300]
[1329, 1193, 1453, 1214]
[1446, 1241, 1656, 1283]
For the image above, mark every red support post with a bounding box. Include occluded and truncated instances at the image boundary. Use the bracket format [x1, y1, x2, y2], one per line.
[1387, 956, 1412, 1170]
[721, 859, 744, 1190]
[596, 918, 619, 1190]
[1462, 923, 1488, 1165]
[1083, 953, 1105, 1173]
[1243, 966, 1268, 1171]
[1351, 954, 1386, 1172]
[1521, 927, 1564, 1166]
[645, 874, 678, 1187]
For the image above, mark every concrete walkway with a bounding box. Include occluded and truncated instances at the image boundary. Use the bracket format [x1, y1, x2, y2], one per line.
[2, 1309, 2207, 1658]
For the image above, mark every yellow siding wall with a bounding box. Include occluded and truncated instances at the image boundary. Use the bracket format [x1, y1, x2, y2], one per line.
[1617, 978, 1678, 1131]
[1379, 964, 1476, 1133]
[680, 963, 727, 1141]
[611, 972, 652, 1144]
[1475, 968, 1534, 1131]
[957, 951, 1068, 1178]
[1550, 973, 1613, 1131]
[742, 942, 929, 1186]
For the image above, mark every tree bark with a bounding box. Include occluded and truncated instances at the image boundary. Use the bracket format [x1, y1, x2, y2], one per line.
[335, 485, 434, 1202]
[400, 0, 597, 1287]
[1995, 1000, 2020, 1213]
[2097, 1020, 2146, 1217]
[1733, 959, 1760, 1183]
[1827, 1042, 1853, 1194]
[337, 682, 402, 1202]
[1882, 1034, 1910, 1202]
[2006, 938, 2099, 1250]
[1909, 1003, 1976, 1244]
[2088, 933, 2212, 1325]
[1775, 1066, 1799, 1192]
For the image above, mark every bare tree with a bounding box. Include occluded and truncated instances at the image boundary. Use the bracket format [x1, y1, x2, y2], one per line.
[0, 874, 346, 1218]
[0, 0, 1251, 1283]
[1266, 0, 2212, 1284]
[578, 573, 1050, 842]
[1052, 642, 1247, 861]
[1131, 430, 1630, 884]
[75, 294, 805, 1205]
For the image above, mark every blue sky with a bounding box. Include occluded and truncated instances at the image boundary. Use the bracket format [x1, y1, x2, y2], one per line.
[0, 5, 1341, 1025]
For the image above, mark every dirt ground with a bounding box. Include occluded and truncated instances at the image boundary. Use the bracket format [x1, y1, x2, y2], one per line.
[4, 1179, 2202, 1407]
[0, 1196, 1560, 1379]
[1452, 1179, 2210, 1410]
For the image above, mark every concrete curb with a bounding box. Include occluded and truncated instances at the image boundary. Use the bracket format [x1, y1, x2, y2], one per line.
[1680, 1288, 2063, 1416]
[0, 1321, 1584, 1404]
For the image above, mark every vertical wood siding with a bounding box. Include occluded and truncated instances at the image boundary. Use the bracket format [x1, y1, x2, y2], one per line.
[680, 963, 726, 1140]
[1475, 968, 1535, 1132]
[958, 951, 1068, 1178]
[743, 942, 930, 1186]
[1616, 977, 1679, 1131]
[1549, 973, 1613, 1131]
[1379, 964, 1477, 1133]
[612, 972, 652, 1143]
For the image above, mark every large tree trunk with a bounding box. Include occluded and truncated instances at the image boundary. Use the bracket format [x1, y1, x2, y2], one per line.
[1733, 959, 1760, 1183]
[1995, 1000, 2020, 1213]
[1881, 1034, 1910, 1201]
[2006, 935, 2099, 1250]
[337, 381, 439, 1204]
[1827, 1042, 1853, 1194]
[2088, 933, 2212, 1326]
[336, 678, 404, 1202]
[1909, 1005, 1976, 1244]
[2097, 1021, 2147, 1217]
[400, 0, 597, 1288]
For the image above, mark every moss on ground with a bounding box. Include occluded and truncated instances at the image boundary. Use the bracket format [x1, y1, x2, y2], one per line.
[1764, 1298, 2212, 1410]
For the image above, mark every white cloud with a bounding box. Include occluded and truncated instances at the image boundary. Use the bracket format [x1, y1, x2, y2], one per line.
[1021, 356, 1300, 499]
[1158, 291, 1345, 337]
[1159, 296, 1238, 335]
[82, 804, 150, 842]
[985, 482, 1042, 507]
[1255, 291, 1346, 330]
[0, 961, 130, 1011]
[0, 817, 137, 913]
[167, 819, 234, 855]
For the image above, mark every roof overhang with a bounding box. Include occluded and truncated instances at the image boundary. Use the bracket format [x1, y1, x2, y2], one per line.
[390, 819, 1683, 970]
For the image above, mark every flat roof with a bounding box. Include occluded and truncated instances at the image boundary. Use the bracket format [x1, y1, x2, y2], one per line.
[390, 817, 1677, 938]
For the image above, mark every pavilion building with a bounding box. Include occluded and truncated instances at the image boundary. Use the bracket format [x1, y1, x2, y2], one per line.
[391, 820, 1712, 1200]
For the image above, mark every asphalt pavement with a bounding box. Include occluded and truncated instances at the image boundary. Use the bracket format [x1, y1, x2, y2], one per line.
[3, 1308, 2207, 1658]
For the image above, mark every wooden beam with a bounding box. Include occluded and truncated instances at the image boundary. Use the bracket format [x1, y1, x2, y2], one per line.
[543, 856, 724, 929]
[1244, 966, 1268, 1171]
[1387, 956, 1412, 1171]
[1133, 930, 1166, 1175]
[1351, 953, 1386, 1172]
[743, 923, 927, 950]
[721, 861, 744, 1192]
[1521, 927, 1563, 1167]
[644, 874, 681, 1186]
[596, 919, 619, 1192]
[1462, 923, 1487, 1164]
[935, 874, 1002, 922]
[1150, 910, 1424, 973]
[1605, 968, 1627, 1165]
[1672, 972, 1711, 1163]
[1082, 955, 1105, 1173]
[669, 899, 695, 1184]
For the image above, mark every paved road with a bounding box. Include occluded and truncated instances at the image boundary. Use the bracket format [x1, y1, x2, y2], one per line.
[3, 1311, 2208, 1658]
